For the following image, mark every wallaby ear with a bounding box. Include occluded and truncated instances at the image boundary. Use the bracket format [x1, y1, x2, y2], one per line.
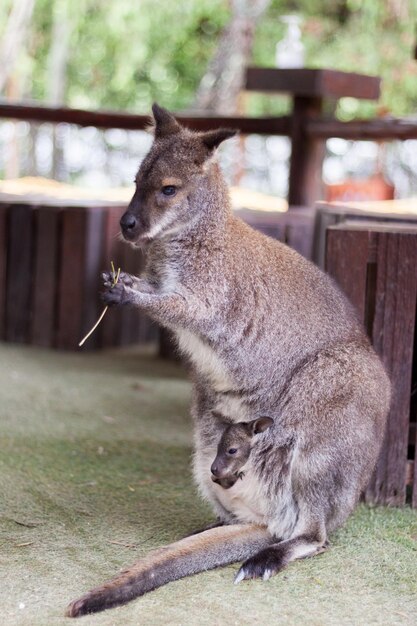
[251, 417, 274, 436]
[201, 128, 237, 152]
[152, 103, 181, 138]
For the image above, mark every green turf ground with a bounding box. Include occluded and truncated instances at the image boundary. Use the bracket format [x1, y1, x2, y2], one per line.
[0, 344, 416, 626]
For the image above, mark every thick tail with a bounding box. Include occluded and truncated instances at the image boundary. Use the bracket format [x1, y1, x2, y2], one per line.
[66, 523, 272, 617]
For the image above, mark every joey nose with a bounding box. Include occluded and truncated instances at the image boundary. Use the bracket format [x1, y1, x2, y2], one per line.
[211, 463, 219, 477]
[120, 212, 137, 233]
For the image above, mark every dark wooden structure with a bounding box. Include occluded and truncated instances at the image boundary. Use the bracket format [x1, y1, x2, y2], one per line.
[326, 222, 417, 507]
[0, 196, 155, 350]
[313, 199, 417, 268]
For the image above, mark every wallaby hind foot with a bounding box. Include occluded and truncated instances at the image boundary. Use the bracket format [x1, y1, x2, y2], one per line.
[234, 531, 328, 583]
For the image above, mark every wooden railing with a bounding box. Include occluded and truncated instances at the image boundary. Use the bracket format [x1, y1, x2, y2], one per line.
[0, 101, 292, 135]
[1, 86, 417, 207]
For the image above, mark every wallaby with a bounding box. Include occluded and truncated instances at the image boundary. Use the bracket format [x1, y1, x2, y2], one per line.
[66, 104, 390, 617]
[211, 414, 274, 489]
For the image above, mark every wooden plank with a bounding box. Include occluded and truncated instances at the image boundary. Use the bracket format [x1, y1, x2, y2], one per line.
[245, 68, 380, 100]
[0, 203, 9, 339]
[56, 208, 85, 349]
[367, 231, 417, 506]
[325, 226, 369, 319]
[31, 206, 61, 347]
[307, 117, 417, 140]
[5, 203, 34, 343]
[56, 206, 105, 350]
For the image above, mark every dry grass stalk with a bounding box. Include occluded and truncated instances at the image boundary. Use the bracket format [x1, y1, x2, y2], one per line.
[78, 262, 120, 347]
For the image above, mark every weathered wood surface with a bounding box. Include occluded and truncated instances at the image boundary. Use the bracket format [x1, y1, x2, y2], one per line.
[56, 207, 105, 350]
[6, 204, 34, 343]
[245, 68, 381, 100]
[314, 201, 417, 268]
[326, 223, 417, 507]
[307, 117, 417, 140]
[31, 206, 61, 347]
[0, 203, 8, 339]
[288, 96, 325, 207]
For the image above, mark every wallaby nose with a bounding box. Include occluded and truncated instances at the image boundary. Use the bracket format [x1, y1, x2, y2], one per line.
[211, 462, 219, 477]
[120, 212, 137, 232]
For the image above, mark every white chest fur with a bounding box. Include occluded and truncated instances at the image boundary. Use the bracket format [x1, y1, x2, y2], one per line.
[213, 468, 270, 525]
[175, 328, 233, 392]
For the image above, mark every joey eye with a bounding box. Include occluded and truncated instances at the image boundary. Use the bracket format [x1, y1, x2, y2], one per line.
[161, 185, 177, 197]
[228, 448, 238, 455]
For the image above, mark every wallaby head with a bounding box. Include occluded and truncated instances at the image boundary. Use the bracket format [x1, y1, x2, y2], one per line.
[211, 416, 273, 489]
[120, 103, 236, 244]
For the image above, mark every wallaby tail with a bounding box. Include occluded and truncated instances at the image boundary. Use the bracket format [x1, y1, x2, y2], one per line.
[66, 523, 272, 617]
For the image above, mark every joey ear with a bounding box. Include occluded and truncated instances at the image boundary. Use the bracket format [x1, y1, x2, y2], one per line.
[152, 103, 181, 138]
[201, 128, 237, 153]
[251, 417, 274, 436]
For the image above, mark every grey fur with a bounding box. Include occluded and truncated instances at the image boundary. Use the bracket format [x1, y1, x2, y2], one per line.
[66, 105, 390, 616]
[211, 416, 274, 489]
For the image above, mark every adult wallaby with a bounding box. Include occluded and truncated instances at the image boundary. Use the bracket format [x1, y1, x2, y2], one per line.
[66, 104, 390, 617]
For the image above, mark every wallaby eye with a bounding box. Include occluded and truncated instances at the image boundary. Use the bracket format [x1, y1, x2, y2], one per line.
[161, 185, 177, 197]
[228, 448, 238, 455]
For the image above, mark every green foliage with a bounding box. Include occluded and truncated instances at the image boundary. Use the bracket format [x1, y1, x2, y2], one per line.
[30, 0, 229, 111]
[251, 0, 417, 118]
[4, 0, 417, 117]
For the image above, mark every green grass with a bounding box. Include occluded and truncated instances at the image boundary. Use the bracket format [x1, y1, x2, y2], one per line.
[0, 344, 416, 626]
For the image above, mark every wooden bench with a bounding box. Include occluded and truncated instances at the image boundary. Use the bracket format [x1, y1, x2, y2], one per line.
[326, 221, 417, 507]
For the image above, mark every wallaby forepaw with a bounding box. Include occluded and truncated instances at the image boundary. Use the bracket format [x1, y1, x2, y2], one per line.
[102, 282, 133, 306]
[101, 270, 134, 288]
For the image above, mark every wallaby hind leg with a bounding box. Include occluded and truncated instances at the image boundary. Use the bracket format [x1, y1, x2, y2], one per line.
[234, 526, 327, 583]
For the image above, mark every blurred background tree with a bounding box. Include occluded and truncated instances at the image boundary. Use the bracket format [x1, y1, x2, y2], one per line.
[0, 0, 416, 118]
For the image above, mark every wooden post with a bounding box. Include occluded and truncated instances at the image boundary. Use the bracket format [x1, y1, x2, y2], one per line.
[288, 96, 324, 207]
[245, 68, 381, 208]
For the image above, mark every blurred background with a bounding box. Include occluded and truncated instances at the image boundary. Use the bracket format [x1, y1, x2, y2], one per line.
[1, 0, 417, 198]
